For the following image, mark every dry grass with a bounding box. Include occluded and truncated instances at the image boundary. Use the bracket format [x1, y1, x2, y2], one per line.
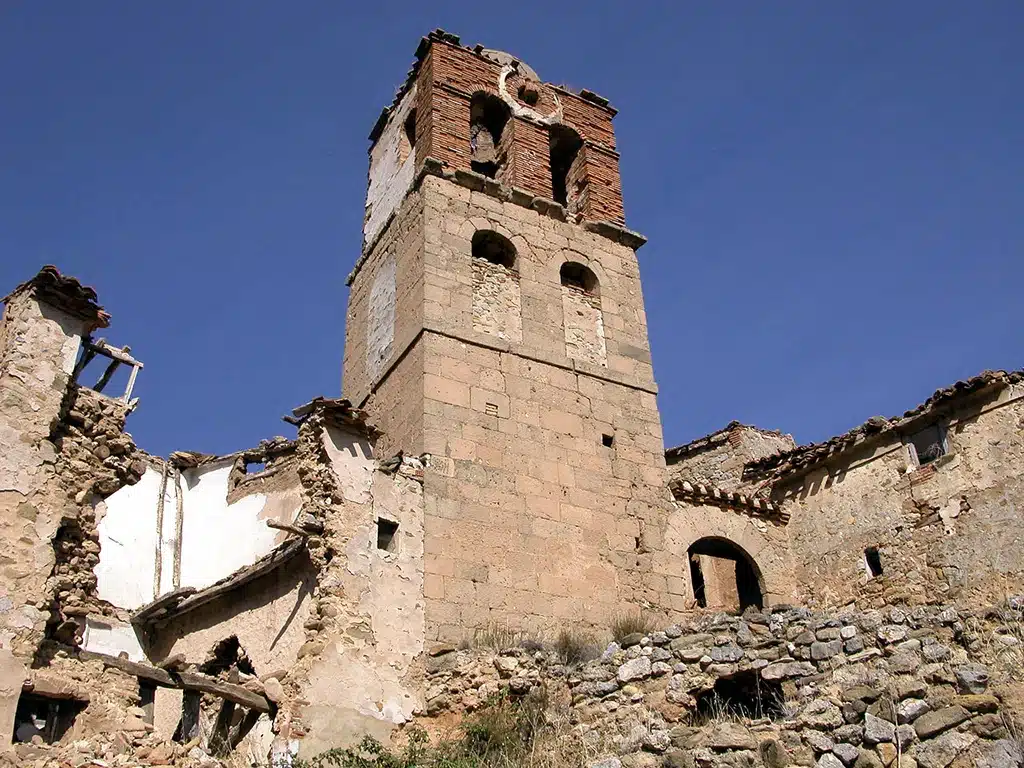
[294, 690, 603, 768]
[470, 622, 544, 653]
[553, 629, 600, 666]
[609, 612, 655, 643]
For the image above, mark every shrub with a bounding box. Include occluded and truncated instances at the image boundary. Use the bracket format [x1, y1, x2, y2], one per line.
[609, 612, 655, 643]
[554, 628, 600, 666]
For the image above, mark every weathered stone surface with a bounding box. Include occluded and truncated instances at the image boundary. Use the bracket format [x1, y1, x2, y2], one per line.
[914, 706, 971, 740]
[617, 656, 651, 683]
[915, 730, 976, 768]
[811, 640, 843, 660]
[763, 660, 816, 680]
[954, 663, 990, 694]
[897, 698, 930, 723]
[863, 713, 895, 745]
[974, 739, 1023, 768]
[816, 754, 846, 768]
[799, 699, 844, 730]
[707, 721, 757, 751]
[833, 744, 859, 766]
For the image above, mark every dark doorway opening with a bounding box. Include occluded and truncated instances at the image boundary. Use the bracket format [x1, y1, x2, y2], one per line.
[687, 537, 764, 612]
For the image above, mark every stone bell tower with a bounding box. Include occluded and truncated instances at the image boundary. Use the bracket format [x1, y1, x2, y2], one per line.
[342, 30, 681, 642]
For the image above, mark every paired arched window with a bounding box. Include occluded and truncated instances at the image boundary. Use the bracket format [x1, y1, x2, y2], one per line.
[560, 261, 605, 366]
[471, 230, 522, 343]
[469, 93, 510, 179]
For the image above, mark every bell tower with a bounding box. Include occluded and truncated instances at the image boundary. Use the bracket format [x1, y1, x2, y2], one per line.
[343, 30, 681, 641]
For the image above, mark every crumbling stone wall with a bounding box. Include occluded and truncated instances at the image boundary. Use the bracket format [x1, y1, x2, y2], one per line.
[376, 31, 626, 226]
[666, 424, 796, 493]
[778, 384, 1024, 610]
[420, 601, 1024, 768]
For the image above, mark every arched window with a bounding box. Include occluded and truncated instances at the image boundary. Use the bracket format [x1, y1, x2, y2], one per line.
[471, 231, 522, 343]
[549, 124, 584, 212]
[469, 93, 510, 179]
[687, 537, 764, 612]
[560, 261, 605, 365]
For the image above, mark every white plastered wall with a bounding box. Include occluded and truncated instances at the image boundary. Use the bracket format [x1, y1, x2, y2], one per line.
[95, 461, 296, 611]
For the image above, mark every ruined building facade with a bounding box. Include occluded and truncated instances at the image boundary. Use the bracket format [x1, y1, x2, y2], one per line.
[1, 30, 1022, 764]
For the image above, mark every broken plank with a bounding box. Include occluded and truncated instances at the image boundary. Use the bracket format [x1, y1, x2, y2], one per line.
[131, 586, 197, 625]
[78, 650, 272, 713]
[175, 672, 271, 713]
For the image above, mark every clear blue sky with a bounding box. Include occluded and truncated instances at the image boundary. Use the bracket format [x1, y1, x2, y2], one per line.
[2, 2, 1021, 457]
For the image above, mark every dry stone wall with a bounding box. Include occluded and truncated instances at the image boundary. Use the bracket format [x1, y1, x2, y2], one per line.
[421, 601, 1024, 768]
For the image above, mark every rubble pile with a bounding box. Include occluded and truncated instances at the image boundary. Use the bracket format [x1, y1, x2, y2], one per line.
[423, 602, 1024, 768]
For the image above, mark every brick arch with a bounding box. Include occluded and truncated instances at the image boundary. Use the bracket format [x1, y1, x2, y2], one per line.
[663, 503, 795, 609]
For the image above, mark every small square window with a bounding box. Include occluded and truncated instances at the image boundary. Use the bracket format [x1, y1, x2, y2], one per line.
[376, 518, 399, 552]
[908, 424, 947, 466]
[865, 547, 883, 578]
[602, 433, 615, 448]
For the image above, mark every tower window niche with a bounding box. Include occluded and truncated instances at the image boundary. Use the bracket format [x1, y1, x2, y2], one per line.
[469, 92, 510, 178]
[471, 230, 522, 343]
[549, 124, 584, 212]
[560, 261, 606, 366]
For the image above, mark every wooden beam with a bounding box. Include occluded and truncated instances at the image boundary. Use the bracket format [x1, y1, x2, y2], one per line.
[77, 651, 272, 713]
[175, 671, 271, 713]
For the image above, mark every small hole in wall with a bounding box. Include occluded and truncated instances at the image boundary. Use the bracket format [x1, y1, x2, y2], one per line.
[865, 547, 883, 578]
[377, 519, 399, 552]
[485, 402, 499, 417]
[245, 462, 266, 474]
[602, 433, 614, 448]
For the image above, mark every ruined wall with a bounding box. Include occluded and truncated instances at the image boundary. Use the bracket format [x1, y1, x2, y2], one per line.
[382, 35, 625, 225]
[779, 384, 1024, 610]
[421, 601, 1024, 768]
[666, 424, 796, 493]
[0, 291, 86, 658]
[94, 455, 304, 611]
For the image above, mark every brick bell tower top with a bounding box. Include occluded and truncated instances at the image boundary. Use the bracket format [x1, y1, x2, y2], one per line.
[358, 29, 640, 259]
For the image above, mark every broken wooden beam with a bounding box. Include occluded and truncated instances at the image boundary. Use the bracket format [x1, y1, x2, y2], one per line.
[78, 650, 272, 713]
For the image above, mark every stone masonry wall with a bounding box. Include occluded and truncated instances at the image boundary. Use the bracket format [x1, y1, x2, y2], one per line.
[421, 601, 1024, 768]
[562, 283, 607, 367]
[779, 384, 1024, 611]
[472, 258, 522, 344]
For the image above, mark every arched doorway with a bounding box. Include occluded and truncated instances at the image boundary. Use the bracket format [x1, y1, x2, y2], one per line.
[688, 537, 764, 612]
